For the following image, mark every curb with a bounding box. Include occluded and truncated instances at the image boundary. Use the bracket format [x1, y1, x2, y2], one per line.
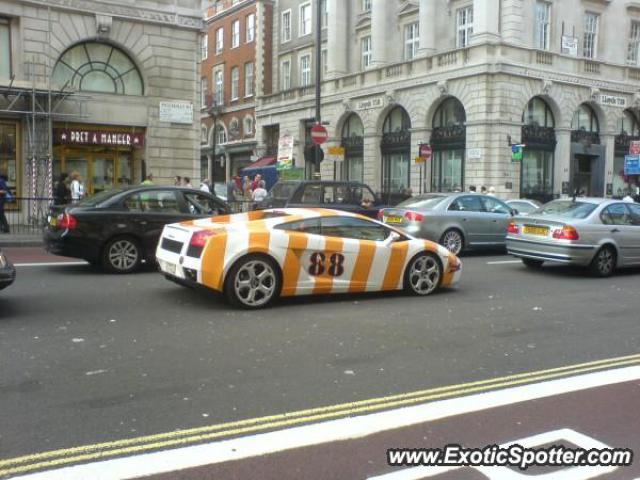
[0, 239, 44, 248]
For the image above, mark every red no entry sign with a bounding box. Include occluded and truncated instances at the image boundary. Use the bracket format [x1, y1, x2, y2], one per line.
[310, 124, 329, 145]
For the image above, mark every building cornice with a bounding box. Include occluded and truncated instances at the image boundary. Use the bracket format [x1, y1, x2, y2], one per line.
[18, 0, 203, 29]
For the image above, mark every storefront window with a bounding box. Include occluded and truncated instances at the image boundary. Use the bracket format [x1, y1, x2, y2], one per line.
[432, 150, 464, 192]
[521, 150, 553, 199]
[341, 113, 364, 183]
[614, 110, 640, 196]
[381, 107, 411, 201]
[571, 104, 599, 132]
[431, 98, 466, 193]
[52, 42, 144, 95]
[521, 97, 556, 202]
[0, 122, 18, 197]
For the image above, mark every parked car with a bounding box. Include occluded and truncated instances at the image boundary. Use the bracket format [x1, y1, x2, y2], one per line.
[379, 193, 516, 255]
[44, 186, 229, 273]
[0, 248, 16, 291]
[157, 208, 462, 309]
[258, 181, 385, 218]
[507, 198, 640, 277]
[506, 199, 542, 215]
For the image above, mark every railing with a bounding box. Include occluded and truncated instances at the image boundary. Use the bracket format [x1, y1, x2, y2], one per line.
[571, 129, 600, 145]
[584, 60, 600, 74]
[2, 197, 53, 235]
[535, 51, 553, 65]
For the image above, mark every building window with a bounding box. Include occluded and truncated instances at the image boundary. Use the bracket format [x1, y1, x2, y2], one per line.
[216, 125, 227, 145]
[244, 116, 254, 136]
[404, 22, 419, 60]
[201, 77, 208, 109]
[534, 1, 551, 51]
[0, 18, 10, 79]
[628, 21, 640, 65]
[341, 113, 365, 183]
[201, 33, 208, 60]
[321, 0, 328, 29]
[245, 62, 254, 97]
[381, 107, 412, 202]
[571, 104, 599, 133]
[281, 60, 291, 90]
[214, 69, 224, 105]
[246, 13, 256, 43]
[216, 28, 224, 53]
[521, 97, 556, 204]
[583, 13, 598, 59]
[362, 0, 371, 12]
[281, 9, 292, 42]
[321, 49, 328, 78]
[0, 122, 17, 198]
[431, 98, 467, 193]
[300, 54, 311, 86]
[231, 66, 239, 100]
[456, 6, 473, 48]
[361, 36, 372, 69]
[52, 42, 144, 95]
[201, 125, 208, 144]
[299, 2, 312, 37]
[232, 20, 240, 48]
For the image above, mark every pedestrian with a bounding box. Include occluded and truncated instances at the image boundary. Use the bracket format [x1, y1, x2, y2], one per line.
[469, 185, 477, 193]
[252, 180, 268, 207]
[480, 186, 487, 194]
[174, 175, 182, 186]
[227, 176, 239, 202]
[251, 174, 262, 191]
[488, 186, 497, 197]
[141, 173, 154, 185]
[242, 176, 252, 198]
[183, 177, 193, 188]
[200, 179, 211, 193]
[70, 171, 84, 203]
[54, 173, 71, 205]
[0, 174, 11, 233]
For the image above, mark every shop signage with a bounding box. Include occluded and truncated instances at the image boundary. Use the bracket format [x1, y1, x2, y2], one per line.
[277, 134, 294, 170]
[356, 97, 384, 111]
[328, 146, 345, 162]
[54, 129, 145, 147]
[624, 155, 640, 175]
[159, 101, 194, 124]
[467, 148, 482, 160]
[511, 144, 525, 162]
[561, 36, 578, 56]
[599, 95, 627, 108]
[629, 141, 640, 155]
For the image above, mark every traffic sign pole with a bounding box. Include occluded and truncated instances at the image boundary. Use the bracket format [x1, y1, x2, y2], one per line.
[314, 0, 322, 177]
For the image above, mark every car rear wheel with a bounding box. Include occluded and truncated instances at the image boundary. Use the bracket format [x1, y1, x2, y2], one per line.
[404, 253, 442, 296]
[522, 258, 544, 269]
[102, 237, 142, 274]
[224, 255, 281, 309]
[589, 246, 616, 278]
[440, 229, 464, 255]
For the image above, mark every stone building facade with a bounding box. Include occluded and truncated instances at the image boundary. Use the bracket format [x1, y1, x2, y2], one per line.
[256, 0, 640, 203]
[0, 0, 202, 200]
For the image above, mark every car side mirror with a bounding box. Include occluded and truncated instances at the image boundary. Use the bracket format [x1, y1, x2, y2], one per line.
[384, 231, 402, 245]
[511, 209, 518, 216]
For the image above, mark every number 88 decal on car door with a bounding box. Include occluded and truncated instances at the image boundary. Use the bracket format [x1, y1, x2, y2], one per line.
[308, 252, 345, 277]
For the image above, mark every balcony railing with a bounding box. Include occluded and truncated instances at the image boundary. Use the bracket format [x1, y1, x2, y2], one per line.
[341, 135, 364, 155]
[522, 125, 557, 150]
[571, 129, 600, 145]
[615, 134, 640, 154]
[430, 125, 466, 149]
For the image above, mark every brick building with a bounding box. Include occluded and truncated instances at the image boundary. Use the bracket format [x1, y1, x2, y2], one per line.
[201, 0, 273, 189]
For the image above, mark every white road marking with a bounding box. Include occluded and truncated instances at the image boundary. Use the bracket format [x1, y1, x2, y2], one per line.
[486, 260, 522, 265]
[13, 365, 640, 480]
[14, 261, 88, 268]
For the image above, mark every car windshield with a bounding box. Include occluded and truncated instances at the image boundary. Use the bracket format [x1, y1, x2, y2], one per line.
[534, 200, 598, 219]
[270, 182, 299, 200]
[397, 195, 446, 209]
[76, 189, 124, 207]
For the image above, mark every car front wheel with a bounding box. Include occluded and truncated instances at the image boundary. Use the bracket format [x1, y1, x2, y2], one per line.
[440, 229, 464, 256]
[102, 237, 142, 274]
[404, 253, 442, 296]
[589, 246, 616, 278]
[224, 255, 281, 309]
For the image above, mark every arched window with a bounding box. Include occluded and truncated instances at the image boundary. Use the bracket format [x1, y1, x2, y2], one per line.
[521, 97, 556, 203]
[244, 116, 254, 136]
[433, 98, 466, 128]
[522, 97, 555, 128]
[383, 107, 411, 133]
[430, 98, 466, 193]
[216, 125, 228, 145]
[52, 42, 143, 95]
[617, 110, 639, 136]
[341, 113, 364, 182]
[571, 104, 599, 132]
[381, 107, 411, 202]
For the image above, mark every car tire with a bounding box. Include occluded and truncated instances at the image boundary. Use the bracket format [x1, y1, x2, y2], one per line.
[522, 258, 544, 269]
[404, 252, 443, 296]
[102, 236, 143, 274]
[589, 246, 616, 278]
[439, 229, 464, 256]
[224, 254, 281, 309]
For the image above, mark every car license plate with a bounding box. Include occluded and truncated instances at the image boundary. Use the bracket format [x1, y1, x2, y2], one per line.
[523, 225, 549, 236]
[49, 216, 57, 227]
[163, 261, 177, 275]
[384, 216, 403, 224]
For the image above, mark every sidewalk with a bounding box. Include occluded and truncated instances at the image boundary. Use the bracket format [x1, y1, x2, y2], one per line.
[0, 233, 43, 247]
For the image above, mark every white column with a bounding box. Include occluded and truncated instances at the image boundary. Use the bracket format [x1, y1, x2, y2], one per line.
[371, 0, 389, 66]
[326, 0, 348, 78]
[418, 0, 436, 57]
[472, 0, 501, 44]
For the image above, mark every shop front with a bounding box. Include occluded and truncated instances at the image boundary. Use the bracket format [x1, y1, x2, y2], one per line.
[430, 98, 466, 193]
[613, 110, 640, 198]
[0, 119, 19, 198]
[52, 125, 145, 195]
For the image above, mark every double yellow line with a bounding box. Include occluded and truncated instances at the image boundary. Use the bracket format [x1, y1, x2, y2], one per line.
[2, 353, 640, 477]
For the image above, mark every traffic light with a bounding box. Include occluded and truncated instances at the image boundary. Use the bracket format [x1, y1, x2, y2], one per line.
[304, 144, 324, 167]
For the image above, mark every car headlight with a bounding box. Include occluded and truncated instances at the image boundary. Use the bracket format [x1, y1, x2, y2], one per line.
[0, 254, 6, 269]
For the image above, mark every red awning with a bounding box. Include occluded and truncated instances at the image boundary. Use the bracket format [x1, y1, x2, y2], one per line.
[243, 156, 276, 170]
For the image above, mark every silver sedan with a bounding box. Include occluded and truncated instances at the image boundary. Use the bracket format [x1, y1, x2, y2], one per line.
[506, 198, 640, 277]
[379, 193, 516, 255]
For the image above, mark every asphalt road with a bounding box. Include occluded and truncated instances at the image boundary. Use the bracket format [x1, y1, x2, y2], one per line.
[1, 250, 639, 461]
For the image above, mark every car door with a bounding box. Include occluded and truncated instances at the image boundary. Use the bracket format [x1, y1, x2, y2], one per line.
[480, 196, 513, 244]
[288, 183, 322, 208]
[446, 195, 486, 245]
[626, 203, 640, 264]
[600, 203, 637, 265]
[351, 185, 380, 218]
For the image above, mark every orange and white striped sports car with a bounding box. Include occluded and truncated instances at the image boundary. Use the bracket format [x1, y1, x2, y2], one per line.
[156, 208, 462, 309]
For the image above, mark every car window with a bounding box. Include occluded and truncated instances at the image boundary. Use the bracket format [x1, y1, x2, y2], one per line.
[123, 190, 180, 213]
[627, 203, 640, 226]
[275, 218, 321, 234]
[509, 201, 537, 214]
[398, 195, 446, 209]
[270, 182, 299, 200]
[536, 201, 597, 219]
[184, 192, 224, 216]
[482, 197, 511, 214]
[351, 186, 376, 206]
[449, 196, 483, 212]
[320, 217, 389, 241]
[300, 185, 323, 204]
[601, 204, 633, 226]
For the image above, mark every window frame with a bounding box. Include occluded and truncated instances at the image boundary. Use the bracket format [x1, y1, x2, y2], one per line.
[214, 67, 224, 105]
[299, 2, 312, 37]
[281, 9, 292, 43]
[583, 12, 599, 59]
[404, 22, 420, 61]
[300, 53, 312, 87]
[201, 33, 208, 60]
[281, 59, 292, 90]
[201, 77, 208, 110]
[362, 0, 371, 12]
[361, 35, 372, 70]
[244, 62, 254, 97]
[456, 6, 474, 49]
[246, 13, 256, 43]
[534, 1, 551, 51]
[0, 17, 11, 80]
[230, 66, 240, 101]
[231, 19, 240, 48]
[216, 27, 224, 53]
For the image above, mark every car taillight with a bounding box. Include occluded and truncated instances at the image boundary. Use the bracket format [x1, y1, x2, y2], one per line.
[552, 226, 579, 241]
[507, 222, 520, 234]
[404, 211, 424, 222]
[190, 230, 217, 247]
[58, 213, 77, 230]
[377, 209, 384, 220]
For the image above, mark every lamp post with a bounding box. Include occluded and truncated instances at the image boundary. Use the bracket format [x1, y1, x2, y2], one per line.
[314, 0, 322, 177]
[208, 102, 221, 183]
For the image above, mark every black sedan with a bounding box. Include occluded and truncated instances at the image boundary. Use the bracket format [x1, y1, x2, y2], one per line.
[44, 186, 229, 273]
[0, 248, 16, 290]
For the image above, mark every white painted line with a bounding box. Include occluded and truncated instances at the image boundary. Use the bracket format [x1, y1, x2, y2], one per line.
[13, 365, 640, 480]
[486, 260, 522, 265]
[14, 261, 88, 268]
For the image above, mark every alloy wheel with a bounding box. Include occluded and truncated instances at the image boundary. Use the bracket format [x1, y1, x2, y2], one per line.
[442, 230, 463, 255]
[108, 240, 140, 272]
[234, 260, 277, 307]
[408, 255, 441, 295]
[595, 248, 614, 276]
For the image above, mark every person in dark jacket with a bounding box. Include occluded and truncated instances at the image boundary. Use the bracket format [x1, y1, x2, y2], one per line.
[0, 174, 10, 233]
[54, 173, 71, 205]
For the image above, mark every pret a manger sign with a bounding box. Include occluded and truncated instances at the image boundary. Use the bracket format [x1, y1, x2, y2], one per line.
[54, 129, 145, 147]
